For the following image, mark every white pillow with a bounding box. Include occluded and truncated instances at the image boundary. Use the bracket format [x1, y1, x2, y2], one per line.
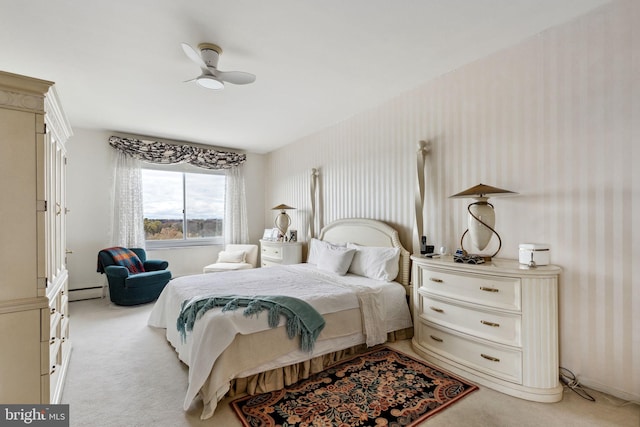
[307, 238, 345, 265]
[317, 245, 356, 275]
[216, 250, 246, 263]
[347, 243, 400, 281]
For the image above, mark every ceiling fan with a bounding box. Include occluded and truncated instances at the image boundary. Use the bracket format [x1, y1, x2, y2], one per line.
[181, 42, 256, 90]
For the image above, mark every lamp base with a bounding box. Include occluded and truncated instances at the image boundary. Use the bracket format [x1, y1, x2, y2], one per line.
[274, 211, 291, 239]
[459, 228, 501, 261]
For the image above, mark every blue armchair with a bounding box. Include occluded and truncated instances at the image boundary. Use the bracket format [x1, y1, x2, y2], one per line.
[97, 247, 171, 306]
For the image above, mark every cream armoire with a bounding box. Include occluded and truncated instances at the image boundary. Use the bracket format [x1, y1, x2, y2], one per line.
[0, 71, 73, 403]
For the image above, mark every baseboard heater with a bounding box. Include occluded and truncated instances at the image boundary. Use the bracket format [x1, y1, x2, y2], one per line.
[68, 286, 103, 301]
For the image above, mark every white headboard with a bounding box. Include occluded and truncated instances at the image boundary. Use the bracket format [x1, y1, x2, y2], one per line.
[318, 218, 411, 291]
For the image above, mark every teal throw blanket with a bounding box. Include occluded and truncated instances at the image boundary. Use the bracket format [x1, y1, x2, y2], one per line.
[177, 295, 326, 352]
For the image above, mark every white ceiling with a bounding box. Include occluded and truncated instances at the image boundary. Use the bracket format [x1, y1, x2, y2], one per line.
[1, 0, 609, 153]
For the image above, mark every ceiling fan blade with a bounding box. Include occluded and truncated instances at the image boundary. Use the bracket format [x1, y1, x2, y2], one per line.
[181, 42, 208, 71]
[216, 70, 256, 85]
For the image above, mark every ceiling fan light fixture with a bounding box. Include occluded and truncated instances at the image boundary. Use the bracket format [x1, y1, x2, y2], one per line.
[196, 75, 224, 90]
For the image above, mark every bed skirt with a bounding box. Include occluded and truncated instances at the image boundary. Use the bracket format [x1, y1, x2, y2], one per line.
[226, 327, 413, 398]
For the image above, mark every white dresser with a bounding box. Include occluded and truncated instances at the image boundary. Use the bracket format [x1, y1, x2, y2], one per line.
[411, 255, 562, 402]
[0, 71, 72, 404]
[259, 240, 302, 267]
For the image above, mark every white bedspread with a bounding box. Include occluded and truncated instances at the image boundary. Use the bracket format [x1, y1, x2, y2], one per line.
[148, 263, 412, 417]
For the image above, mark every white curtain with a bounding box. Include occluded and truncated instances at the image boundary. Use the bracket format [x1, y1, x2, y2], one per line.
[224, 164, 248, 244]
[111, 150, 145, 248]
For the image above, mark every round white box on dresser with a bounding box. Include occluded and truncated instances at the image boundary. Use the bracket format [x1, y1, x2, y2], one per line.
[411, 255, 562, 402]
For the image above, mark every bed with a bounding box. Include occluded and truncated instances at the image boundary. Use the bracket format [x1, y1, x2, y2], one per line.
[148, 218, 413, 419]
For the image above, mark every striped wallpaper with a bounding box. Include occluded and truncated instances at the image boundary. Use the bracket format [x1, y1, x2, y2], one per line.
[265, 0, 638, 401]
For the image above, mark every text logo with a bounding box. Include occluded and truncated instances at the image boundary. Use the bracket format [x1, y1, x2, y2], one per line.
[0, 405, 68, 426]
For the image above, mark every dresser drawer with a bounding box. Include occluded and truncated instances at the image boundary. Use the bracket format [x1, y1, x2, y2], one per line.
[417, 267, 521, 311]
[261, 244, 283, 260]
[418, 295, 521, 346]
[418, 321, 522, 384]
[261, 259, 281, 268]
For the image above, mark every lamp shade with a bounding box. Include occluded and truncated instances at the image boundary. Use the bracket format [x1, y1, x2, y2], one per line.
[449, 183, 516, 199]
[271, 204, 295, 211]
[450, 184, 517, 257]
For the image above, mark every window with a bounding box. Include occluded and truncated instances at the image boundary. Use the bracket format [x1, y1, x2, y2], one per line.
[142, 167, 226, 247]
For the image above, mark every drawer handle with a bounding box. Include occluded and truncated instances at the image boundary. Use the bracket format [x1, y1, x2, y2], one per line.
[429, 306, 444, 313]
[429, 277, 443, 283]
[480, 320, 500, 327]
[51, 366, 56, 375]
[50, 308, 56, 314]
[480, 286, 499, 293]
[481, 353, 500, 362]
[50, 337, 55, 345]
[274, 250, 279, 254]
[429, 335, 443, 343]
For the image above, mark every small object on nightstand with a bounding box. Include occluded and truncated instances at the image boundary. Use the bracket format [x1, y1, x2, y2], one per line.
[420, 236, 436, 257]
[453, 249, 485, 264]
[519, 243, 549, 267]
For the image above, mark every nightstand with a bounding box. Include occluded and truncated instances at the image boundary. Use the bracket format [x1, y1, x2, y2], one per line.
[259, 240, 302, 267]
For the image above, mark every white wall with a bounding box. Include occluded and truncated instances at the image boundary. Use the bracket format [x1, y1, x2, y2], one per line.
[66, 128, 266, 298]
[265, 0, 639, 401]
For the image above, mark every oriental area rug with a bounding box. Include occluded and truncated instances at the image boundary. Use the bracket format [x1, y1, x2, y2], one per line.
[230, 346, 478, 426]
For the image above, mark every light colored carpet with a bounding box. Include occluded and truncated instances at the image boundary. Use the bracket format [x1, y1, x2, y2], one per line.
[62, 299, 639, 427]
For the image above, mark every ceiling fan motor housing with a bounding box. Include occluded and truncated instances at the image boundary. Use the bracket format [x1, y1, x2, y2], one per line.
[198, 43, 222, 68]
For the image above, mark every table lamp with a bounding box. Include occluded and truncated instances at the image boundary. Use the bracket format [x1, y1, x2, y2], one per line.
[450, 183, 517, 260]
[272, 204, 295, 239]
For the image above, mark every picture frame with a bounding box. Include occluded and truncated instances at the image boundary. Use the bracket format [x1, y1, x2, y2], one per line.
[263, 228, 274, 240]
[289, 229, 297, 242]
[270, 228, 280, 240]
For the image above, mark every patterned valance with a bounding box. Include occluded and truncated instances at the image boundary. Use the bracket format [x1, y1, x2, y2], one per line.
[108, 136, 246, 170]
